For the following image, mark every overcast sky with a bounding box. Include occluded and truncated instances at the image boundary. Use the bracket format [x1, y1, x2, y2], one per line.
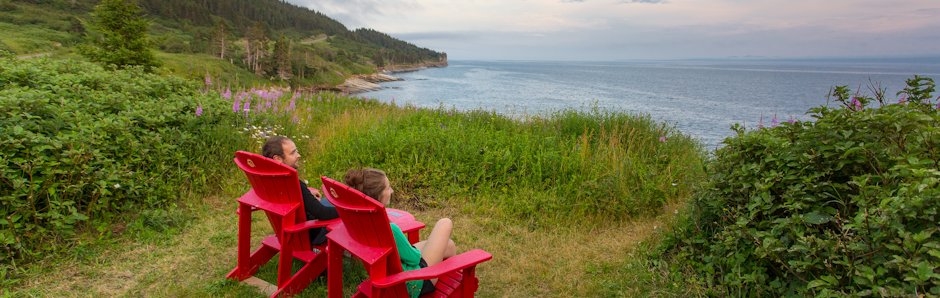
[285, 0, 940, 61]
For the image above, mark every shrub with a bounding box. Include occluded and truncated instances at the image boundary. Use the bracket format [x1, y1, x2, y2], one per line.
[666, 76, 940, 296]
[0, 57, 243, 276]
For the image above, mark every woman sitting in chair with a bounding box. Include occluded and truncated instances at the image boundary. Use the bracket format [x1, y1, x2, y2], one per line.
[344, 168, 458, 298]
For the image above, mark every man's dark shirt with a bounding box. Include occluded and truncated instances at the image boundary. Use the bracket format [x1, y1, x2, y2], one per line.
[299, 180, 338, 245]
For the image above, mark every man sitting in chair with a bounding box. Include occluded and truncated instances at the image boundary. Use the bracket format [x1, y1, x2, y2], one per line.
[261, 136, 338, 245]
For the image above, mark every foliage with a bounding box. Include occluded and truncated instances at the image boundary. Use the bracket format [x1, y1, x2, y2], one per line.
[79, 0, 159, 71]
[664, 76, 940, 296]
[2, 0, 443, 88]
[312, 107, 707, 222]
[0, 57, 245, 280]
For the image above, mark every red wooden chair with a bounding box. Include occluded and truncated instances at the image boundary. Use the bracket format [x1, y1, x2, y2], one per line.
[321, 176, 493, 298]
[226, 151, 339, 297]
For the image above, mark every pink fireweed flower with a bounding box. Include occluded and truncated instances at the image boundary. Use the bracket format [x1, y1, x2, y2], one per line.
[788, 115, 796, 124]
[757, 113, 764, 129]
[770, 114, 779, 127]
[195, 105, 203, 116]
[222, 88, 232, 100]
[232, 98, 240, 113]
[243, 100, 251, 112]
[659, 135, 667, 143]
[850, 97, 862, 111]
[204, 74, 212, 87]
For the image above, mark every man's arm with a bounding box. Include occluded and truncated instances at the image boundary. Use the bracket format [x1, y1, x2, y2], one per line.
[299, 180, 338, 220]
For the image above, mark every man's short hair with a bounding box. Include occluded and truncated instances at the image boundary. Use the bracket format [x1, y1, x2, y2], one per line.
[262, 136, 290, 159]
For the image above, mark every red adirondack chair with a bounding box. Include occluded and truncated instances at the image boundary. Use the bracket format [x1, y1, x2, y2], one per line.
[321, 176, 493, 298]
[226, 151, 340, 297]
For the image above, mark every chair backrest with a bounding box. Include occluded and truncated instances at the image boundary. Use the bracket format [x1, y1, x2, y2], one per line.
[320, 176, 405, 276]
[233, 150, 310, 251]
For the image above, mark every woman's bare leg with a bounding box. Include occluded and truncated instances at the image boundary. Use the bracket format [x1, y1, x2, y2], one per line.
[419, 218, 456, 266]
[416, 218, 458, 285]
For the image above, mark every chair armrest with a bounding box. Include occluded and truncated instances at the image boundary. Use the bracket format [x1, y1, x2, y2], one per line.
[395, 219, 426, 234]
[284, 218, 340, 234]
[371, 249, 492, 288]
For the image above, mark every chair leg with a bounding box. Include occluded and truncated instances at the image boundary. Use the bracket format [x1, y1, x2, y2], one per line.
[227, 203, 256, 280]
[327, 241, 345, 298]
[272, 252, 327, 297]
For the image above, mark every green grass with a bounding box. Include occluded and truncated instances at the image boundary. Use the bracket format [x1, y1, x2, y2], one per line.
[0, 22, 75, 55]
[156, 52, 271, 88]
[4, 73, 709, 296]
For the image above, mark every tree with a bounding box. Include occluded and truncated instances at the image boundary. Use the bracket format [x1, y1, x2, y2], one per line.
[243, 22, 269, 76]
[273, 35, 292, 81]
[80, 0, 159, 71]
[211, 19, 232, 60]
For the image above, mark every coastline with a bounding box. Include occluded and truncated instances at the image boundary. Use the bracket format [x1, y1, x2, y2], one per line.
[337, 60, 448, 94]
[336, 73, 402, 94]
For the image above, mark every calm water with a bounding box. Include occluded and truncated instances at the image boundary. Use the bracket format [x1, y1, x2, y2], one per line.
[362, 59, 940, 150]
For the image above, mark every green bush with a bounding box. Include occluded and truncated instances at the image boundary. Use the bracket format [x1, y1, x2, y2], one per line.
[0, 57, 244, 275]
[666, 76, 940, 296]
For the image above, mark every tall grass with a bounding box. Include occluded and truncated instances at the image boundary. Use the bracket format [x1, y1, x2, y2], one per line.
[308, 106, 706, 223]
[5, 60, 708, 296]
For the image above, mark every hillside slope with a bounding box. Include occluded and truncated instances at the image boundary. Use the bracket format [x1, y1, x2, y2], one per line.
[0, 0, 445, 88]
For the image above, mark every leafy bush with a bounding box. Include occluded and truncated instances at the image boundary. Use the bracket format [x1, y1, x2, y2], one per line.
[0, 57, 243, 275]
[666, 76, 940, 296]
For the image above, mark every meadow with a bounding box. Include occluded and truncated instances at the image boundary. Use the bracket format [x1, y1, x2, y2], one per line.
[2, 56, 707, 297]
[5, 55, 937, 297]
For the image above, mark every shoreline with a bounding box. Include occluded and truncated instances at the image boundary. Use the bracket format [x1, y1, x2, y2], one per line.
[336, 73, 403, 94]
[337, 60, 448, 94]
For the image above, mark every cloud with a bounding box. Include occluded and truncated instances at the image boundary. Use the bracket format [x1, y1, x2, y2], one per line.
[283, 0, 940, 60]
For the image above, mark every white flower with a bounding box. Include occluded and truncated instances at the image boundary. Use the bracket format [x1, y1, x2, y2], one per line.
[113, 183, 121, 189]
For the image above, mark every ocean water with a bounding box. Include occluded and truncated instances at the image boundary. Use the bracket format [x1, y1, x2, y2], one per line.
[361, 59, 940, 150]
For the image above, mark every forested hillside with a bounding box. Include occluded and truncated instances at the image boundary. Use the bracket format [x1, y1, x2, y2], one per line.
[0, 0, 446, 87]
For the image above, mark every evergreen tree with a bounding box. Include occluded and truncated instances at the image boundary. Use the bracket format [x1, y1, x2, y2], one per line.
[211, 19, 232, 60]
[80, 0, 159, 71]
[243, 22, 269, 76]
[273, 35, 292, 81]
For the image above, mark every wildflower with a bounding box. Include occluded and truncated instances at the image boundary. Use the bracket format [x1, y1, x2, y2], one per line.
[659, 135, 667, 143]
[204, 74, 212, 87]
[788, 115, 796, 124]
[288, 97, 296, 111]
[850, 97, 862, 111]
[757, 113, 764, 129]
[243, 100, 251, 113]
[113, 183, 121, 189]
[222, 88, 232, 100]
[898, 94, 907, 104]
[292, 115, 300, 124]
[770, 114, 779, 127]
[195, 105, 203, 116]
[232, 98, 240, 113]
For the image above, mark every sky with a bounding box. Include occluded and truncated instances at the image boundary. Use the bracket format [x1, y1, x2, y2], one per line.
[285, 0, 940, 61]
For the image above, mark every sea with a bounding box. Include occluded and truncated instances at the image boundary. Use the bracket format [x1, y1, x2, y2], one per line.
[361, 58, 940, 150]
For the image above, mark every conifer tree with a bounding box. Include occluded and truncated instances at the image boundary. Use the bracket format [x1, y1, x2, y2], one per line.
[80, 0, 159, 71]
[273, 35, 292, 81]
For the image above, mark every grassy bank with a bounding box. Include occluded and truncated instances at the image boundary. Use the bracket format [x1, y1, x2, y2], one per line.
[3, 57, 708, 296]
